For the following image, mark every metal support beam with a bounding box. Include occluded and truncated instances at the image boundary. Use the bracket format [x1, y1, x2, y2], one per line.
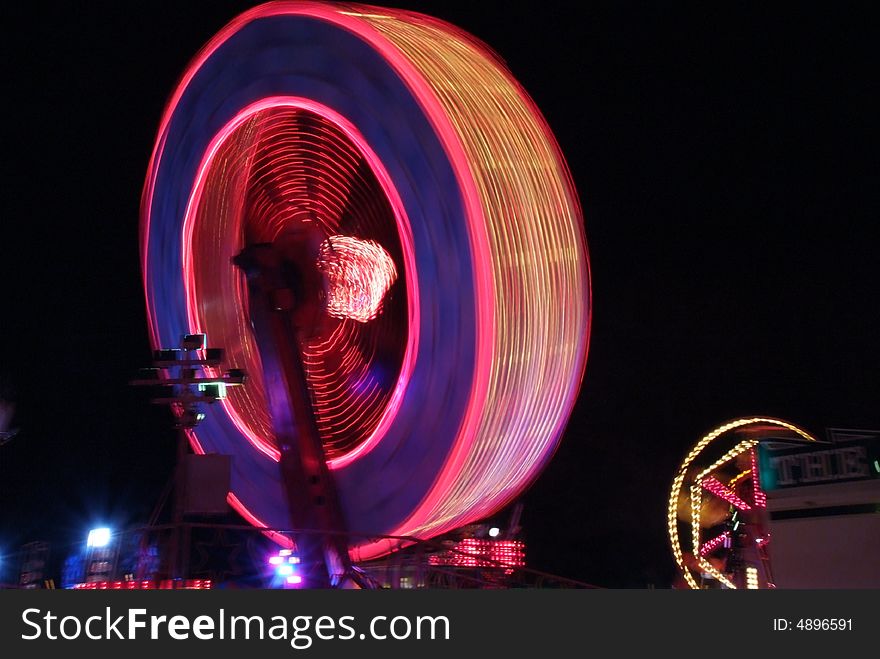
[234, 242, 356, 588]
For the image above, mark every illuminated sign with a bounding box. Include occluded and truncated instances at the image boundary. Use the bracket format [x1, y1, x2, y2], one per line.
[760, 436, 880, 489]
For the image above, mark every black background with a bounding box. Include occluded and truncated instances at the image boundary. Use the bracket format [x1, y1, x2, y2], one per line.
[1, 1, 878, 587]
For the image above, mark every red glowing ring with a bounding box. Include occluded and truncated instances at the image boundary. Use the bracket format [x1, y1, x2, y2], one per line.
[181, 96, 419, 469]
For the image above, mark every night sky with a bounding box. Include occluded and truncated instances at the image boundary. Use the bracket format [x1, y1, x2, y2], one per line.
[1, 2, 878, 588]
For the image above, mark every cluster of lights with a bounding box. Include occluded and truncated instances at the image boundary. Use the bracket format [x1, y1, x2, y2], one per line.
[749, 448, 767, 508]
[268, 549, 303, 587]
[692, 443, 757, 590]
[668, 418, 818, 589]
[317, 236, 397, 323]
[73, 580, 212, 590]
[687, 485, 736, 588]
[745, 567, 759, 590]
[143, 1, 589, 560]
[701, 477, 752, 511]
[428, 539, 525, 569]
[699, 531, 731, 558]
